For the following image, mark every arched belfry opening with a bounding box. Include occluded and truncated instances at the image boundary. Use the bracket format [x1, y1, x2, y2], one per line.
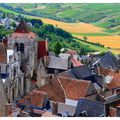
[20, 43, 24, 53]
[15, 43, 19, 52]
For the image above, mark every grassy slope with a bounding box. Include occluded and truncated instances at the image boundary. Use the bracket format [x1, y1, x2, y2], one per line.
[4, 3, 120, 35]
[0, 6, 120, 54]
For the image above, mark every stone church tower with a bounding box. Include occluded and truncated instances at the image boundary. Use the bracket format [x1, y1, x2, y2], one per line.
[8, 20, 38, 94]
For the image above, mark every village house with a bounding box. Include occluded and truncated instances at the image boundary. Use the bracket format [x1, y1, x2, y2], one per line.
[97, 66, 120, 97]
[37, 76, 99, 116]
[59, 65, 104, 93]
[17, 89, 50, 117]
[37, 56, 72, 87]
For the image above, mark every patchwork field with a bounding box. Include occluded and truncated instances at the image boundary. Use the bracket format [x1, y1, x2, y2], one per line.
[36, 18, 105, 34]
[74, 35, 120, 54]
[0, 5, 120, 54]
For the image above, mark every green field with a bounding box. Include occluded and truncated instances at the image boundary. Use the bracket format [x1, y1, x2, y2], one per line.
[1, 3, 120, 35]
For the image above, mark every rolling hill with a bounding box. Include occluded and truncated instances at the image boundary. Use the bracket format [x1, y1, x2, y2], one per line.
[0, 3, 120, 54]
[1, 3, 120, 33]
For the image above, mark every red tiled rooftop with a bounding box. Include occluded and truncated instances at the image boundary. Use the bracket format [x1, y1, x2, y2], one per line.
[98, 66, 120, 90]
[12, 20, 36, 39]
[59, 76, 91, 100]
[71, 58, 83, 67]
[19, 90, 47, 107]
[14, 20, 30, 33]
[39, 78, 65, 103]
[39, 76, 91, 102]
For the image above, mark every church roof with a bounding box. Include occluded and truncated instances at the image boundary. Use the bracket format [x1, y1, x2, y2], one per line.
[14, 20, 30, 33]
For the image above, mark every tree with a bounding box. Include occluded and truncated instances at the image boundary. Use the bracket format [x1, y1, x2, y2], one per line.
[83, 36, 88, 41]
[34, 23, 40, 29]
[30, 19, 43, 26]
[11, 21, 16, 28]
[50, 40, 62, 55]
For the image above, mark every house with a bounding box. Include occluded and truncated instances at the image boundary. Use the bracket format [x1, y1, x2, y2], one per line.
[59, 65, 104, 92]
[75, 98, 106, 117]
[59, 53, 82, 67]
[98, 66, 120, 96]
[38, 76, 98, 103]
[3, 17, 11, 28]
[93, 51, 120, 69]
[18, 90, 49, 110]
[37, 56, 71, 87]
[38, 76, 99, 116]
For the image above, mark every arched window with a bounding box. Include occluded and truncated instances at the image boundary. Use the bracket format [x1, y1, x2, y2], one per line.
[15, 43, 19, 52]
[20, 43, 24, 53]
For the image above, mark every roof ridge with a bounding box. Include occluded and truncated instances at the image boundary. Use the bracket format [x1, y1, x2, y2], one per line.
[57, 77, 67, 99]
[58, 75, 91, 83]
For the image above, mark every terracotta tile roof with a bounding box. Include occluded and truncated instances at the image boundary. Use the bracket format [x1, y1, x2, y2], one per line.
[71, 58, 83, 67]
[19, 90, 47, 107]
[0, 43, 7, 64]
[12, 20, 36, 39]
[14, 20, 30, 33]
[39, 76, 91, 102]
[39, 78, 65, 103]
[98, 66, 120, 89]
[58, 76, 91, 100]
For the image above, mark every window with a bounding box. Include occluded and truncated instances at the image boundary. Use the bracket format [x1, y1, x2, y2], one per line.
[15, 43, 19, 52]
[20, 43, 24, 53]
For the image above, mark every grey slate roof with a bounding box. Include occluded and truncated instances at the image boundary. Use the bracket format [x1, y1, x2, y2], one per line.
[93, 51, 120, 69]
[60, 65, 103, 88]
[47, 56, 68, 70]
[62, 65, 92, 79]
[75, 98, 106, 117]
